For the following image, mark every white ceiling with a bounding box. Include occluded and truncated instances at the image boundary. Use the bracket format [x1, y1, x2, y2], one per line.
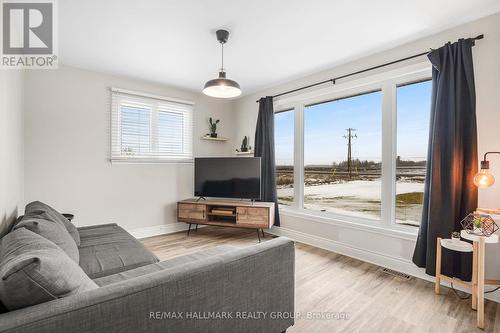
[59, 0, 500, 96]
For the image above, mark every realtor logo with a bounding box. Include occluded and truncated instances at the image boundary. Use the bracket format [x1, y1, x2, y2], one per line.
[1, 0, 57, 68]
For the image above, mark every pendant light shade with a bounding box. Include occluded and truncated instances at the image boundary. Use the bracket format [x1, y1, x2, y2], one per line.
[203, 30, 242, 98]
[203, 71, 241, 98]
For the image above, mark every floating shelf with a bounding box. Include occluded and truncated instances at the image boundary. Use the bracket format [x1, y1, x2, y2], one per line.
[201, 136, 228, 142]
[235, 151, 254, 156]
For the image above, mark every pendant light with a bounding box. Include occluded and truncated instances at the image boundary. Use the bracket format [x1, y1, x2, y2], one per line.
[474, 152, 500, 188]
[203, 29, 242, 98]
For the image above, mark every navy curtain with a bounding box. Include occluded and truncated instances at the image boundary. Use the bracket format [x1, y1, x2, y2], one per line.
[255, 96, 280, 226]
[412, 39, 478, 280]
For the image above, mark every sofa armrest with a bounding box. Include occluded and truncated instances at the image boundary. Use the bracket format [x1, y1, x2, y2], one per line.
[0, 237, 295, 333]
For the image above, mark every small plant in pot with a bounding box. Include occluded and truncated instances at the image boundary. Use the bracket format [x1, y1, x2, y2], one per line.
[240, 136, 251, 152]
[209, 117, 220, 138]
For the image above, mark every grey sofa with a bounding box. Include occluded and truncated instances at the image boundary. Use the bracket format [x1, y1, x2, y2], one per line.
[0, 218, 295, 333]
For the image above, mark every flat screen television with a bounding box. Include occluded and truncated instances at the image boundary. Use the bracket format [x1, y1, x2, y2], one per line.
[194, 157, 261, 200]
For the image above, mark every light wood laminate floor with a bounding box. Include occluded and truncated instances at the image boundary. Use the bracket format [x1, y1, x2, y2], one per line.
[142, 226, 500, 333]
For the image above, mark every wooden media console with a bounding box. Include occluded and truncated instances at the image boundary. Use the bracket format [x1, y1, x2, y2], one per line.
[177, 199, 275, 241]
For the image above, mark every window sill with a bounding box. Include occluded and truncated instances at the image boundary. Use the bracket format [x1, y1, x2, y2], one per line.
[278, 205, 418, 241]
[110, 157, 194, 164]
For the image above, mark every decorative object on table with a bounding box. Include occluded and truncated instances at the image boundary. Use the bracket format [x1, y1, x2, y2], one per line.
[208, 117, 220, 138]
[202, 29, 242, 98]
[236, 136, 252, 152]
[474, 151, 500, 188]
[460, 212, 499, 237]
[451, 231, 461, 241]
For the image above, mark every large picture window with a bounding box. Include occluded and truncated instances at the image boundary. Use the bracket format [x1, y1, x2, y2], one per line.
[303, 91, 382, 220]
[111, 89, 193, 162]
[273, 64, 432, 230]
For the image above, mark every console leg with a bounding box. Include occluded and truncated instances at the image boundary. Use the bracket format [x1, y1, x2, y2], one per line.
[187, 223, 192, 236]
[195, 224, 198, 231]
[261, 229, 265, 238]
[256, 229, 261, 243]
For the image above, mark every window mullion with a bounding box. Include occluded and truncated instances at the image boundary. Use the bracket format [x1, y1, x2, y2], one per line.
[294, 103, 304, 209]
[381, 81, 396, 226]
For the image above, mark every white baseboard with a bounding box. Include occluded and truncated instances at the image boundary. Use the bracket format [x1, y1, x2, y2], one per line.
[268, 226, 500, 304]
[127, 222, 196, 239]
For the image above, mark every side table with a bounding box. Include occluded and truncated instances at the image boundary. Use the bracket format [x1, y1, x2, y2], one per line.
[435, 237, 474, 302]
[460, 230, 499, 329]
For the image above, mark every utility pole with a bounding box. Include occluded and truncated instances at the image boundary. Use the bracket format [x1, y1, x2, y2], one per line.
[343, 128, 357, 179]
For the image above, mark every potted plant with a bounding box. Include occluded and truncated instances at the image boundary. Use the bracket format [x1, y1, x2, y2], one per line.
[209, 118, 220, 138]
[473, 215, 483, 230]
[240, 136, 251, 152]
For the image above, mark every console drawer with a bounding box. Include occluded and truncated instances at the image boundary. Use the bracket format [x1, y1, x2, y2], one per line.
[236, 207, 269, 226]
[178, 203, 206, 221]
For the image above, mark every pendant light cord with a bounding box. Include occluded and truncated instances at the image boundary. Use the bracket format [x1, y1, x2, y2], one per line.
[220, 42, 224, 72]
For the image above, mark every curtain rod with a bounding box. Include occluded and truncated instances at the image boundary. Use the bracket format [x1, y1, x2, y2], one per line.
[256, 34, 484, 103]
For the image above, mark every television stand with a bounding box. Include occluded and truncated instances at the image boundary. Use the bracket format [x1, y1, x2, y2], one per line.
[177, 199, 275, 242]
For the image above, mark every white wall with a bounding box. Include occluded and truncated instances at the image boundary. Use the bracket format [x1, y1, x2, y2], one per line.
[234, 13, 500, 285]
[0, 71, 24, 237]
[24, 66, 236, 233]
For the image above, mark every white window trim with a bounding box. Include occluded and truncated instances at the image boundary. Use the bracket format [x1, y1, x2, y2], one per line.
[110, 88, 195, 164]
[111, 88, 195, 106]
[274, 61, 432, 235]
[279, 206, 418, 240]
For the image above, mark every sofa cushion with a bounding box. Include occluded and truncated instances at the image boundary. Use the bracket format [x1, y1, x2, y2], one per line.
[93, 245, 238, 286]
[0, 228, 97, 311]
[25, 201, 80, 246]
[78, 223, 159, 279]
[13, 213, 80, 263]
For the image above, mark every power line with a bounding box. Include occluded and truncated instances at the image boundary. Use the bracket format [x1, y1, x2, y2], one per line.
[343, 128, 357, 179]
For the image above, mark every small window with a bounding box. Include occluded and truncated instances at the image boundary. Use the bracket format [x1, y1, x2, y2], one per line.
[111, 89, 193, 162]
[275, 109, 294, 206]
[395, 80, 432, 226]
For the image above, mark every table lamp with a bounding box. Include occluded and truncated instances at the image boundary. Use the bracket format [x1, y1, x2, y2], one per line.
[474, 152, 500, 188]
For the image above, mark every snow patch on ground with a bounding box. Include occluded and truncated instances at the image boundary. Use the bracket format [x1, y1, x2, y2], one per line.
[278, 180, 424, 224]
[278, 180, 423, 200]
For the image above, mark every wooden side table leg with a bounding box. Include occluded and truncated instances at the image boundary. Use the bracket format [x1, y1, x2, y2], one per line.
[477, 237, 485, 329]
[435, 237, 442, 294]
[472, 240, 478, 310]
